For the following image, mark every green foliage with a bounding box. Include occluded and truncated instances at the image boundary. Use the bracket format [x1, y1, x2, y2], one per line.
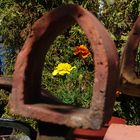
[0, 0, 46, 75]
[0, 0, 98, 76]
[100, 0, 140, 48]
[136, 46, 140, 77]
[42, 25, 94, 108]
[0, 90, 9, 116]
[114, 95, 140, 125]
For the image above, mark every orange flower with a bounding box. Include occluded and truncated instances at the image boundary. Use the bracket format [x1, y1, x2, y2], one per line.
[116, 90, 122, 97]
[73, 45, 90, 58]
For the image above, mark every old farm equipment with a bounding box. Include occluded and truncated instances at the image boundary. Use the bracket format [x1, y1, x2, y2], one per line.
[0, 4, 140, 140]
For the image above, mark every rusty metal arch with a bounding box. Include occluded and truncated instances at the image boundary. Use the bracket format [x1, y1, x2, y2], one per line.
[10, 4, 118, 129]
[120, 16, 140, 97]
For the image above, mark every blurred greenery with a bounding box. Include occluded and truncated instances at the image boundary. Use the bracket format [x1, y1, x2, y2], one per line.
[0, 0, 140, 131]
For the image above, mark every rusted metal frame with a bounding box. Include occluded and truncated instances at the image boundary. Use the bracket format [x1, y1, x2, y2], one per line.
[120, 16, 140, 97]
[10, 4, 118, 130]
[36, 117, 126, 140]
[69, 117, 126, 140]
[0, 77, 61, 104]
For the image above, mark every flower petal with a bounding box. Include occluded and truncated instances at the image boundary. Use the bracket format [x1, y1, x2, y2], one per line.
[52, 70, 58, 76]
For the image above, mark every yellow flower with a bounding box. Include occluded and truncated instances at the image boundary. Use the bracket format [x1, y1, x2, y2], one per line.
[52, 63, 76, 76]
[73, 45, 90, 59]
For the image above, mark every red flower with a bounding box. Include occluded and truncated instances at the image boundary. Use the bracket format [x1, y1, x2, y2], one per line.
[74, 45, 90, 58]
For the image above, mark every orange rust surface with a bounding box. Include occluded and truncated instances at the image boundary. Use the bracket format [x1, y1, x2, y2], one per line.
[120, 16, 140, 97]
[10, 4, 118, 129]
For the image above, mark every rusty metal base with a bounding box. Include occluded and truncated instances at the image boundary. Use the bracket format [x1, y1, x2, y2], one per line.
[36, 117, 126, 140]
